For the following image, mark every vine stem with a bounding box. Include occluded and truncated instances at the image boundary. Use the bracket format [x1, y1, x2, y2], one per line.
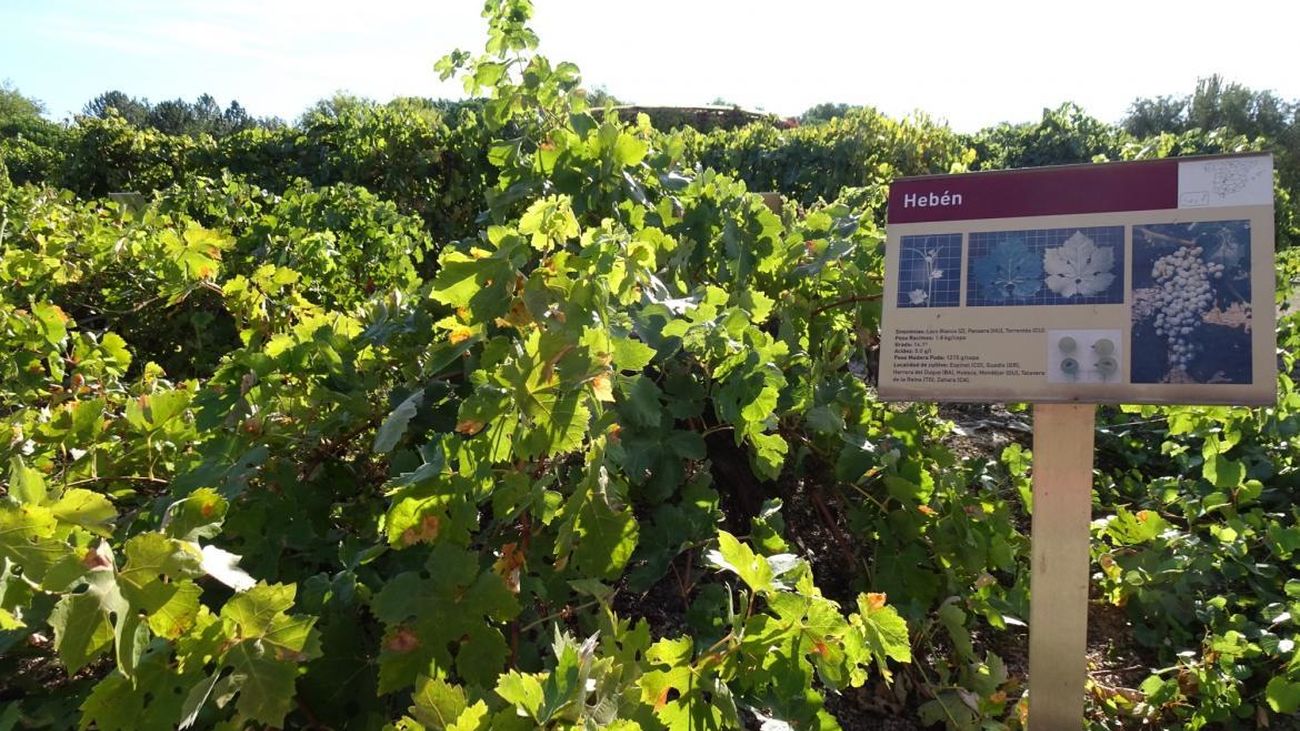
[62, 474, 170, 487]
[812, 293, 881, 316]
[519, 599, 600, 634]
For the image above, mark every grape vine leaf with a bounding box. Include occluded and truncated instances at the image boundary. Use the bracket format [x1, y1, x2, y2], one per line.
[0, 503, 84, 590]
[49, 592, 114, 672]
[8, 456, 46, 504]
[639, 658, 737, 730]
[80, 644, 207, 731]
[1266, 676, 1300, 714]
[374, 388, 424, 454]
[49, 488, 117, 537]
[554, 460, 639, 580]
[371, 545, 518, 692]
[219, 583, 322, 727]
[448, 701, 492, 731]
[852, 593, 912, 675]
[161, 487, 228, 542]
[707, 531, 775, 594]
[518, 195, 580, 252]
[972, 239, 1042, 301]
[410, 675, 470, 729]
[1043, 231, 1115, 298]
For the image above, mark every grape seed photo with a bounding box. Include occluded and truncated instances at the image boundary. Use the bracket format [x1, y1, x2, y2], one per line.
[1130, 220, 1253, 384]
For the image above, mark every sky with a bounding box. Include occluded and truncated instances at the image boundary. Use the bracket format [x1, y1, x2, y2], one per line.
[2, 1, 1298, 132]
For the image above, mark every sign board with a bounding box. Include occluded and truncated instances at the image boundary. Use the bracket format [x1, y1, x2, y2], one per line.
[878, 153, 1276, 405]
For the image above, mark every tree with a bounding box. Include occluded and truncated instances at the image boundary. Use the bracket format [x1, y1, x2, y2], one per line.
[299, 92, 375, 125]
[971, 102, 1129, 170]
[83, 90, 150, 126]
[1188, 74, 1292, 140]
[1123, 95, 1187, 138]
[222, 100, 255, 133]
[147, 98, 199, 135]
[583, 85, 623, 107]
[800, 102, 855, 125]
[0, 81, 45, 123]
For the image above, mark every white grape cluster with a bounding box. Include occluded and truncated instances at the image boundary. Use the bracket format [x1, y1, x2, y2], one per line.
[1151, 246, 1222, 370]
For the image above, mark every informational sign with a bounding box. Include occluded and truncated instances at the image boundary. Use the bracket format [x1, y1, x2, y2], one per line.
[878, 153, 1276, 405]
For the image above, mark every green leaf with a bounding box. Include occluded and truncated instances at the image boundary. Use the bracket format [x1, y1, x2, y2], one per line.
[0, 503, 83, 589]
[224, 640, 299, 726]
[218, 583, 321, 726]
[411, 676, 469, 730]
[431, 250, 514, 317]
[31, 302, 68, 346]
[707, 531, 773, 594]
[495, 671, 545, 719]
[448, 701, 491, 731]
[178, 669, 222, 730]
[162, 488, 228, 542]
[805, 405, 845, 434]
[936, 602, 972, 661]
[1266, 676, 1300, 714]
[520, 390, 590, 459]
[620, 375, 663, 429]
[372, 546, 518, 693]
[119, 533, 203, 590]
[1203, 453, 1246, 488]
[613, 132, 648, 167]
[610, 335, 656, 372]
[375, 389, 424, 454]
[0, 607, 23, 631]
[80, 642, 206, 731]
[49, 592, 113, 673]
[854, 594, 912, 667]
[125, 390, 191, 433]
[572, 496, 638, 581]
[1101, 508, 1170, 545]
[221, 583, 298, 638]
[749, 432, 788, 481]
[518, 195, 579, 252]
[8, 456, 46, 505]
[50, 489, 116, 537]
[99, 331, 133, 372]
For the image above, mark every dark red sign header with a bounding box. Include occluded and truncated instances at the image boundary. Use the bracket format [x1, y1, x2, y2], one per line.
[888, 158, 1180, 224]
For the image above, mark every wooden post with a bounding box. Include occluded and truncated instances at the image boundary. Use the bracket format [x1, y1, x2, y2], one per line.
[1027, 403, 1096, 730]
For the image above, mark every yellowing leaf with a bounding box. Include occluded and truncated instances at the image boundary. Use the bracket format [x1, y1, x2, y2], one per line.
[456, 419, 485, 435]
[591, 373, 614, 402]
[401, 515, 441, 546]
[448, 325, 473, 344]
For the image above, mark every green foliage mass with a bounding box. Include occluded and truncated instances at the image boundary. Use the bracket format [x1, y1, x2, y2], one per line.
[0, 4, 1298, 730]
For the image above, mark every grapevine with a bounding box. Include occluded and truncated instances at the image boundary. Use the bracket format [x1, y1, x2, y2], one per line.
[1, 4, 1298, 729]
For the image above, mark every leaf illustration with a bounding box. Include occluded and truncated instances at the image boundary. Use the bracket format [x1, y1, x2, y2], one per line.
[1043, 231, 1116, 298]
[972, 239, 1042, 301]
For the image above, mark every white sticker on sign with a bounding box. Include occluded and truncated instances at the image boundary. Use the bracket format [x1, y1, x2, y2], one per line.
[1178, 157, 1273, 208]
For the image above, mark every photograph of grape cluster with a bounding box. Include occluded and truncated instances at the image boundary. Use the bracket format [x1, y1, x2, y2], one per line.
[1130, 220, 1253, 384]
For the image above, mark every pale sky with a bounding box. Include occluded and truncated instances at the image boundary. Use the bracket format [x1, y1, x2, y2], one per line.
[2, 1, 1297, 132]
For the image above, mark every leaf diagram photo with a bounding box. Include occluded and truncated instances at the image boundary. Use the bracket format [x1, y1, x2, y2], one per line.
[896, 233, 961, 308]
[1131, 220, 1253, 384]
[966, 226, 1124, 307]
